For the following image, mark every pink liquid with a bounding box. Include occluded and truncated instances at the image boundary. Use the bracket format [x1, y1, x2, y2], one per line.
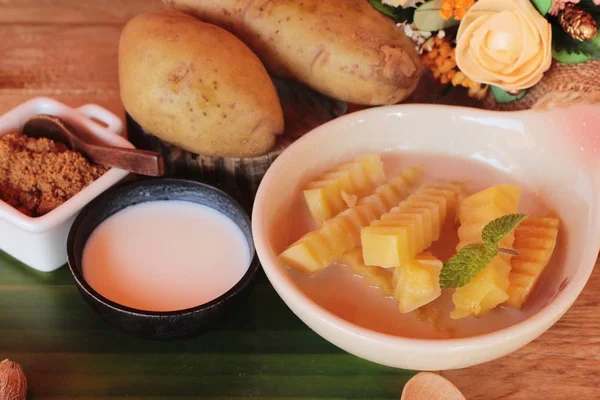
[282, 152, 562, 339]
[82, 201, 250, 312]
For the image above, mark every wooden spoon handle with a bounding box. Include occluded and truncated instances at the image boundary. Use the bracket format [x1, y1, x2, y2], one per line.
[85, 145, 165, 176]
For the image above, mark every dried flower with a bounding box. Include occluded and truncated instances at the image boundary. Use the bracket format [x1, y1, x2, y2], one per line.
[559, 3, 598, 41]
[440, 0, 474, 20]
[398, 21, 434, 51]
[441, 0, 454, 19]
[549, 0, 580, 16]
[420, 37, 489, 99]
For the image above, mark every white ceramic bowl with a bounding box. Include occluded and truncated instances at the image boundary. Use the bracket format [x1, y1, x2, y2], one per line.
[0, 97, 132, 272]
[252, 104, 600, 371]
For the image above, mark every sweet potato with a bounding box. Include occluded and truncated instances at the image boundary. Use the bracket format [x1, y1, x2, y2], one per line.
[163, 0, 422, 105]
[119, 10, 284, 157]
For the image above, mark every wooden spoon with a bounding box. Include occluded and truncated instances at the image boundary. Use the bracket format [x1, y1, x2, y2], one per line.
[22, 114, 165, 176]
[401, 372, 466, 400]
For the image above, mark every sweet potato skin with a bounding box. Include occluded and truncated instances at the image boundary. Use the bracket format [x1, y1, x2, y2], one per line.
[119, 10, 283, 157]
[163, 0, 422, 105]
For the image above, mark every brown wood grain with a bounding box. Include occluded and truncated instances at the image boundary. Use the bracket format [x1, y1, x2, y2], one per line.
[0, 0, 162, 24]
[0, 1, 598, 399]
[0, 25, 121, 94]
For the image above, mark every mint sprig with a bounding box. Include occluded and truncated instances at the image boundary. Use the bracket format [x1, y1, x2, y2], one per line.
[439, 213, 527, 289]
[440, 243, 497, 289]
[482, 213, 528, 244]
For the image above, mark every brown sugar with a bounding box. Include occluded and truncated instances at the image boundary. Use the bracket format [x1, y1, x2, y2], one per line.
[0, 133, 108, 217]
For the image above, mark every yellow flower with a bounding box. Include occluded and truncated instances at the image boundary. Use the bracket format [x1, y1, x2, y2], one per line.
[455, 0, 552, 92]
[440, 0, 474, 20]
[440, 0, 455, 20]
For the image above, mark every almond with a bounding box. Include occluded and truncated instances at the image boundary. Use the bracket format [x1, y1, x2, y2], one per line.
[401, 372, 466, 400]
[0, 359, 27, 400]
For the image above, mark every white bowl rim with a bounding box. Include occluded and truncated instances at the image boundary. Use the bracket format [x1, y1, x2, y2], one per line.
[252, 103, 600, 352]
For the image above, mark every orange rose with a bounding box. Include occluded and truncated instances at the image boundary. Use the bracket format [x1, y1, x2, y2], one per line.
[456, 0, 552, 92]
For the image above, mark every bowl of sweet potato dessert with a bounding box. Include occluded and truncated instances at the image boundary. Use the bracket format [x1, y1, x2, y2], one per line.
[251, 104, 600, 370]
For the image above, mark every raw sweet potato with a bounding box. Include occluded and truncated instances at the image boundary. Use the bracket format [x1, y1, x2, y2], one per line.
[119, 10, 284, 157]
[163, 0, 422, 105]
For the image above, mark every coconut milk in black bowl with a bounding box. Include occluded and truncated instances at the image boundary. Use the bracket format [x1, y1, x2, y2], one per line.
[67, 179, 259, 340]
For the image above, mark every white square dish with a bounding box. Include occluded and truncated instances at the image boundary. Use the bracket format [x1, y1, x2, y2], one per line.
[0, 97, 132, 272]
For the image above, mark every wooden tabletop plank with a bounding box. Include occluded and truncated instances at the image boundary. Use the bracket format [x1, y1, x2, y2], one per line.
[0, 22, 127, 121]
[0, 25, 121, 94]
[0, 0, 161, 24]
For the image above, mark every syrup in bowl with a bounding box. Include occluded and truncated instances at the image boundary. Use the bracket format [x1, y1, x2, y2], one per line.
[278, 151, 563, 339]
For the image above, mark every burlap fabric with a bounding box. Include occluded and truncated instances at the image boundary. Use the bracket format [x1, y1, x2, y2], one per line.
[482, 60, 600, 111]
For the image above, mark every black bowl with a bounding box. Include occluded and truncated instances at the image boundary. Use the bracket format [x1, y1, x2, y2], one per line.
[67, 178, 259, 340]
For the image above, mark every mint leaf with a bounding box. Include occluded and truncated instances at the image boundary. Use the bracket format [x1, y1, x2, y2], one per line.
[440, 243, 497, 289]
[440, 213, 528, 289]
[481, 213, 527, 244]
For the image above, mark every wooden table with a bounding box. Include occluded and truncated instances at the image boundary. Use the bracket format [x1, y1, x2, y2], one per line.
[1, 1, 599, 398]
